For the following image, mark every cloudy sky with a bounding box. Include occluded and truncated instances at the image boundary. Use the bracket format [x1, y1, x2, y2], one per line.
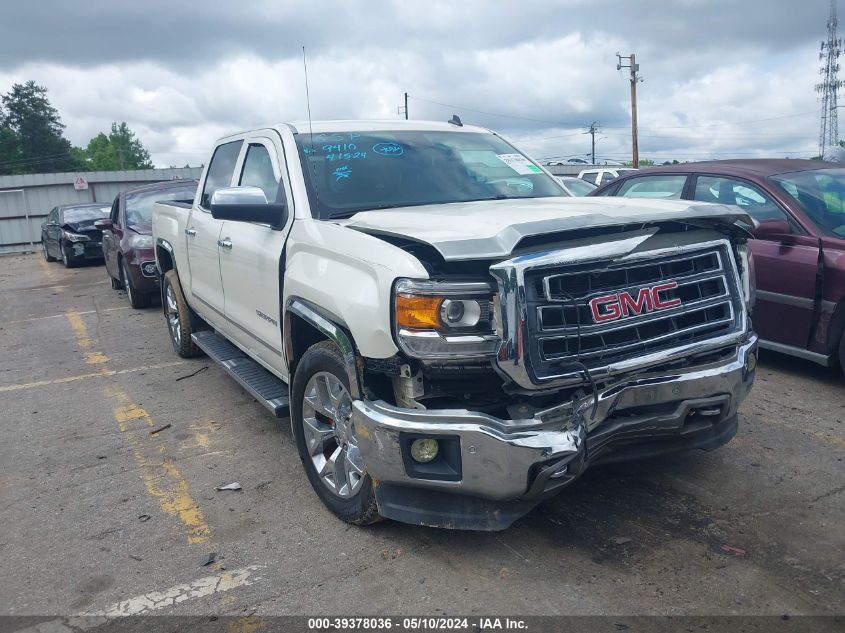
[0, 0, 833, 167]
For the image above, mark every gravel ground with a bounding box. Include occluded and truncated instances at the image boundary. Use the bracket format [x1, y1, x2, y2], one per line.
[0, 253, 842, 619]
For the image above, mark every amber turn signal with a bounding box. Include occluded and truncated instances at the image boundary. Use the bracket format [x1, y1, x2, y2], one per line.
[395, 294, 443, 329]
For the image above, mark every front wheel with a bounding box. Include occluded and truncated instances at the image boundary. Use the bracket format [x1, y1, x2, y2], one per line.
[162, 269, 201, 358]
[290, 340, 380, 525]
[61, 243, 76, 268]
[122, 260, 151, 309]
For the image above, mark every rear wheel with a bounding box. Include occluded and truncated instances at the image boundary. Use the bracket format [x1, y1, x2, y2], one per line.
[291, 340, 380, 526]
[163, 269, 201, 358]
[43, 241, 56, 262]
[122, 260, 151, 309]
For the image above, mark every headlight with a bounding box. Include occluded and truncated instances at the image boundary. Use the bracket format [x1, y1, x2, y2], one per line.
[129, 234, 154, 249]
[737, 244, 756, 312]
[393, 279, 499, 359]
[62, 230, 90, 242]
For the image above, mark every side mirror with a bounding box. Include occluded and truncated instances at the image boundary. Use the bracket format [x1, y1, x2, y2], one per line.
[752, 218, 790, 239]
[209, 186, 287, 227]
[94, 219, 113, 230]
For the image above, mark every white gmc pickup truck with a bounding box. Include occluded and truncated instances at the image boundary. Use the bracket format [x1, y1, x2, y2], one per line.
[153, 120, 758, 530]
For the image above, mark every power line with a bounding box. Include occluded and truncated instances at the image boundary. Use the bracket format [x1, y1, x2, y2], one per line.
[408, 95, 588, 127]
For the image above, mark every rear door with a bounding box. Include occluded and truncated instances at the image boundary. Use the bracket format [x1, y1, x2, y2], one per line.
[219, 135, 293, 376]
[101, 195, 121, 280]
[186, 140, 243, 320]
[690, 174, 819, 349]
[43, 208, 61, 256]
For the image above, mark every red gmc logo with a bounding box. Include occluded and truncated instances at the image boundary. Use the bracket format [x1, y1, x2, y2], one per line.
[588, 281, 682, 323]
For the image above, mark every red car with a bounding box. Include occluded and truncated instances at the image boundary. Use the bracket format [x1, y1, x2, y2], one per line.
[96, 179, 198, 308]
[592, 159, 845, 369]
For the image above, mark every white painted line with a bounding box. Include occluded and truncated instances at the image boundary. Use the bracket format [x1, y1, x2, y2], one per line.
[0, 360, 187, 393]
[81, 565, 262, 616]
[3, 306, 131, 326]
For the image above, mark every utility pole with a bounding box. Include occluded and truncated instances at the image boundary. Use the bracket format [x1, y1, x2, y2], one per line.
[616, 52, 643, 168]
[817, 0, 843, 156]
[398, 92, 409, 120]
[584, 121, 599, 164]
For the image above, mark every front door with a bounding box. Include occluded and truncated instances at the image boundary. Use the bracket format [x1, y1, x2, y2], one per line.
[691, 175, 820, 349]
[218, 137, 292, 376]
[186, 140, 243, 320]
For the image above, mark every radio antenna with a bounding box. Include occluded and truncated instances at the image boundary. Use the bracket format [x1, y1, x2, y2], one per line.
[302, 46, 314, 140]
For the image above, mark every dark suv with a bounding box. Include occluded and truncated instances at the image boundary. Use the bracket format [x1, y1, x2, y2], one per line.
[96, 179, 198, 308]
[593, 159, 845, 369]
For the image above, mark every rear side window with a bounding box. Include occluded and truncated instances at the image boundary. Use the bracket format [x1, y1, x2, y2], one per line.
[201, 141, 243, 209]
[581, 172, 598, 185]
[239, 144, 281, 203]
[617, 175, 687, 199]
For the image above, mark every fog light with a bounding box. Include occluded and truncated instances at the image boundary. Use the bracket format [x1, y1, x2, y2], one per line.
[745, 351, 757, 372]
[410, 438, 439, 463]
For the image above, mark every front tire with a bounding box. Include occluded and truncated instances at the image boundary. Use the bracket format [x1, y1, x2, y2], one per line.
[291, 340, 380, 526]
[162, 269, 201, 358]
[61, 243, 76, 268]
[122, 260, 151, 309]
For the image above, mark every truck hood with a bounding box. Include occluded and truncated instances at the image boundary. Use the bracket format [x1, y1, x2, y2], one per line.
[341, 197, 751, 261]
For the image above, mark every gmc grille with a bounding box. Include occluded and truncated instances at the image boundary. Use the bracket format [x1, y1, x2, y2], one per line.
[522, 247, 743, 377]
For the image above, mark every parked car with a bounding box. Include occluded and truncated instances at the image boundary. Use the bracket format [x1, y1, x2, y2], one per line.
[41, 203, 111, 267]
[96, 180, 198, 308]
[578, 167, 638, 187]
[556, 175, 597, 196]
[592, 159, 845, 368]
[152, 121, 756, 531]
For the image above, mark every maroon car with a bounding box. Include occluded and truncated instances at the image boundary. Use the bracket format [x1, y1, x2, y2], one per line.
[96, 179, 198, 308]
[592, 159, 845, 369]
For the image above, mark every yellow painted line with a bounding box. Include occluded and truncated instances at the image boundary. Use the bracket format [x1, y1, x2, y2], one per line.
[65, 310, 112, 366]
[37, 255, 58, 285]
[0, 360, 187, 393]
[0, 280, 106, 294]
[109, 385, 213, 545]
[3, 306, 130, 326]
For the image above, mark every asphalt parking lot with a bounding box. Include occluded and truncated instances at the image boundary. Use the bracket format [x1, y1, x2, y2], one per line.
[0, 253, 843, 618]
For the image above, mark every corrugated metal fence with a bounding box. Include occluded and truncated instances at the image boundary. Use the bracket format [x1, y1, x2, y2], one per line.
[0, 167, 202, 254]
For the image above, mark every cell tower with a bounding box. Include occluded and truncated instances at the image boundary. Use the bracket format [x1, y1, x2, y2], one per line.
[818, 0, 844, 156]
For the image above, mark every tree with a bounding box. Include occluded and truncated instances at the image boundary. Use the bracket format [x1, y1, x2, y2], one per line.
[623, 158, 655, 167]
[79, 122, 153, 171]
[0, 81, 78, 174]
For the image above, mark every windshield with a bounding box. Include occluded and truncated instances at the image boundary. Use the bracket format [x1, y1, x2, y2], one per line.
[771, 168, 845, 237]
[295, 130, 564, 218]
[63, 206, 110, 223]
[126, 184, 198, 225]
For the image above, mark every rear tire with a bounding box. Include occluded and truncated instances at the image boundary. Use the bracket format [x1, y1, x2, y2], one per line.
[43, 242, 56, 262]
[163, 269, 202, 358]
[122, 260, 151, 309]
[290, 340, 381, 526]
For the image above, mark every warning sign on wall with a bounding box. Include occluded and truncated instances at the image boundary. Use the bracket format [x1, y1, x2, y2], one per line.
[73, 176, 88, 191]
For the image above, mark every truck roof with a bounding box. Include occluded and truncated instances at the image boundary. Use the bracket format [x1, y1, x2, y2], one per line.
[284, 119, 493, 135]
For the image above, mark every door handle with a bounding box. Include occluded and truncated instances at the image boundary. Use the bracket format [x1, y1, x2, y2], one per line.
[185, 228, 197, 236]
[217, 238, 233, 250]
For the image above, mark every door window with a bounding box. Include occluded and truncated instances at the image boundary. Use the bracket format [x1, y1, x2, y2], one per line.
[200, 140, 243, 209]
[110, 197, 121, 226]
[239, 143, 281, 203]
[616, 175, 687, 199]
[581, 172, 598, 185]
[693, 176, 787, 223]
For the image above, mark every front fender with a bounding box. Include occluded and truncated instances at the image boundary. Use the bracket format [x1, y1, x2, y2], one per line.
[283, 220, 429, 359]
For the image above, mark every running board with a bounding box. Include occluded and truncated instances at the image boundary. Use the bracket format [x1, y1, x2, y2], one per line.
[192, 330, 290, 417]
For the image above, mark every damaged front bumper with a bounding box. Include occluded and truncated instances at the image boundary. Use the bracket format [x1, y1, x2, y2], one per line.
[353, 333, 758, 530]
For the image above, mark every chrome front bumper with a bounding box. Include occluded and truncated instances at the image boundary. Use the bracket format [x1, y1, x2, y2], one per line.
[354, 334, 757, 509]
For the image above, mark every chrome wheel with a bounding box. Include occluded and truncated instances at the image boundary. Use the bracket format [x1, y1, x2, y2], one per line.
[301, 371, 364, 498]
[165, 284, 181, 348]
[122, 262, 134, 306]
